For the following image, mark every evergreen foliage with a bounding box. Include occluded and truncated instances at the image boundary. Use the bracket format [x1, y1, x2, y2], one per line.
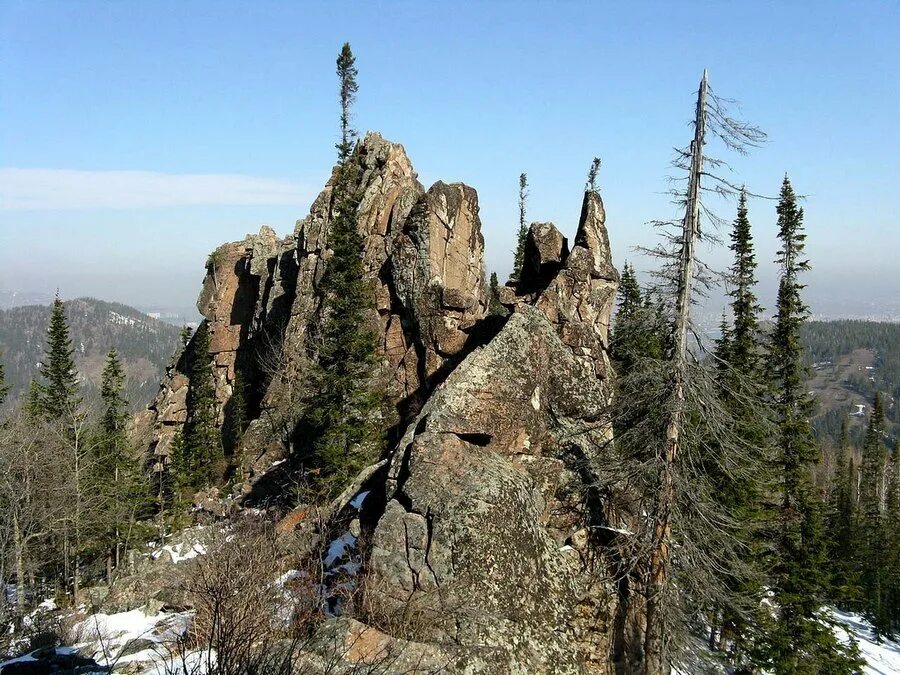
[885, 441, 900, 635]
[488, 272, 506, 317]
[762, 176, 862, 672]
[511, 173, 528, 282]
[35, 294, 81, 420]
[610, 264, 663, 372]
[174, 322, 222, 488]
[98, 348, 129, 473]
[858, 393, 891, 636]
[708, 194, 772, 664]
[96, 347, 148, 574]
[825, 420, 860, 608]
[586, 157, 601, 193]
[725, 189, 763, 375]
[302, 42, 383, 497]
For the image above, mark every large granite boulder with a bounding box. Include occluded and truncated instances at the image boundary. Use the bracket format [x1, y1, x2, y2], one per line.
[392, 181, 488, 385]
[360, 307, 614, 672]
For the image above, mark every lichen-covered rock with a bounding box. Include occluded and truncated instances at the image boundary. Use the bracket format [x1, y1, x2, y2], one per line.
[518, 221, 569, 292]
[392, 181, 488, 381]
[358, 307, 614, 673]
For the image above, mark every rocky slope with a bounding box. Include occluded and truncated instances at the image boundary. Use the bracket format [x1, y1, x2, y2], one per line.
[142, 133, 628, 672]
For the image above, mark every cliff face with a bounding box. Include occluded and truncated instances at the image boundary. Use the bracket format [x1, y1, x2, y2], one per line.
[144, 133, 623, 671]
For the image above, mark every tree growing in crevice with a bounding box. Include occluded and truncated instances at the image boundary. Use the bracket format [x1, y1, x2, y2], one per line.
[301, 43, 384, 497]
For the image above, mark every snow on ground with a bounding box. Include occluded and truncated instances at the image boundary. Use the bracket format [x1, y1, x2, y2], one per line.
[70, 605, 193, 670]
[151, 540, 207, 564]
[829, 609, 900, 675]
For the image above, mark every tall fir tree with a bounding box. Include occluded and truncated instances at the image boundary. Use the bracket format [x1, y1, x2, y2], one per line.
[37, 294, 81, 420]
[98, 348, 129, 471]
[305, 42, 383, 495]
[610, 262, 650, 371]
[825, 419, 860, 608]
[709, 193, 771, 663]
[175, 322, 222, 487]
[97, 347, 146, 573]
[511, 173, 528, 282]
[762, 176, 861, 672]
[858, 392, 890, 636]
[885, 440, 900, 635]
[488, 272, 505, 316]
[725, 188, 763, 375]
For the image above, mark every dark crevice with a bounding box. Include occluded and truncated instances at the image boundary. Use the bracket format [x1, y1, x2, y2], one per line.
[447, 431, 492, 447]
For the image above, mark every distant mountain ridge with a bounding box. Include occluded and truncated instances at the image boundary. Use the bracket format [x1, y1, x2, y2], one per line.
[0, 297, 182, 410]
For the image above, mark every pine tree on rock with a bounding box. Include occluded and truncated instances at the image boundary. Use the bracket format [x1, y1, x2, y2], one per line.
[305, 42, 384, 496]
[511, 173, 528, 282]
[763, 176, 861, 672]
[37, 294, 81, 420]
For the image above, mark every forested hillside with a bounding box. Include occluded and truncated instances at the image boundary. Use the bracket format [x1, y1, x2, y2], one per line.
[802, 320, 900, 446]
[0, 298, 182, 410]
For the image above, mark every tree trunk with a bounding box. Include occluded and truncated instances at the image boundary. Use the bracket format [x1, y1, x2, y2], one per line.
[13, 512, 25, 621]
[643, 70, 707, 675]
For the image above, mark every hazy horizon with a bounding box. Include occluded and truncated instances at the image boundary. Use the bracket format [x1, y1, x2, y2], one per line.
[2, 1, 898, 320]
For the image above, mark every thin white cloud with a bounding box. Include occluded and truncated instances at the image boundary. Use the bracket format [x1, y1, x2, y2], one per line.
[0, 168, 315, 210]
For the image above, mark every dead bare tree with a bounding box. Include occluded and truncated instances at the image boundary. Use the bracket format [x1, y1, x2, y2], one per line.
[605, 71, 768, 675]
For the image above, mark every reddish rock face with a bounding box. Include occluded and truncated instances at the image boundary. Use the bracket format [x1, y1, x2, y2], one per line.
[142, 133, 623, 674]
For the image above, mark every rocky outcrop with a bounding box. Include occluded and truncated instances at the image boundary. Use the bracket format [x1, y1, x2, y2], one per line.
[141, 132, 622, 672]
[358, 307, 614, 672]
[323, 190, 621, 673]
[392, 181, 488, 386]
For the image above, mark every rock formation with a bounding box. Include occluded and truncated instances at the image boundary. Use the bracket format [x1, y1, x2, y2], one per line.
[142, 132, 623, 671]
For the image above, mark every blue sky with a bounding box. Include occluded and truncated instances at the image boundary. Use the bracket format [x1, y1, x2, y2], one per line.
[1, 1, 898, 317]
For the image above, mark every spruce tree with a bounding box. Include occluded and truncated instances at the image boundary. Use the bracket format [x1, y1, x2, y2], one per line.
[858, 392, 890, 636]
[511, 173, 528, 282]
[97, 347, 145, 573]
[885, 440, 900, 635]
[23, 379, 43, 420]
[305, 42, 383, 495]
[177, 322, 222, 487]
[726, 188, 763, 374]
[99, 348, 129, 469]
[488, 272, 505, 316]
[37, 294, 80, 420]
[825, 419, 859, 608]
[709, 192, 770, 661]
[763, 176, 861, 672]
[610, 262, 647, 371]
